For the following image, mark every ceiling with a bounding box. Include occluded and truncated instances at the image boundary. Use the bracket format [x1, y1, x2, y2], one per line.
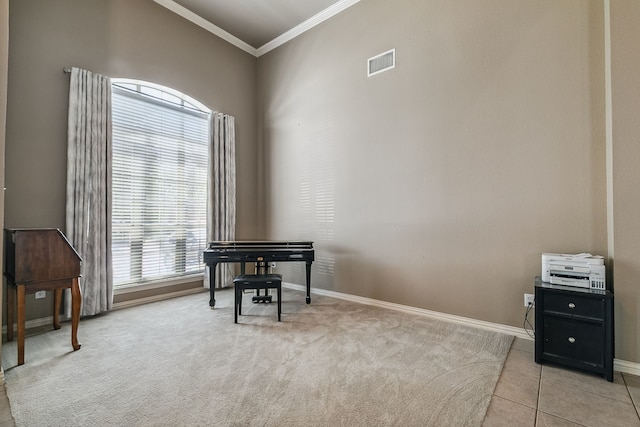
[155, 0, 358, 56]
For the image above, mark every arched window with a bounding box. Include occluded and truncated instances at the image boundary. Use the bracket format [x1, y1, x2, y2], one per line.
[111, 79, 210, 288]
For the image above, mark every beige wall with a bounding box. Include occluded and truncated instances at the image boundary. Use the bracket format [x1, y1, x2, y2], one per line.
[4, 0, 260, 321]
[258, 0, 615, 352]
[1, 0, 8, 361]
[611, 0, 640, 363]
[5, 0, 640, 366]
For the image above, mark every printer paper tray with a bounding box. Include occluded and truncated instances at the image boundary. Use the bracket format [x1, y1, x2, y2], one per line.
[550, 276, 591, 288]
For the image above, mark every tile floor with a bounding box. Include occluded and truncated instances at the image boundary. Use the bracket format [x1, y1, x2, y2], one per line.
[483, 337, 640, 426]
[0, 337, 638, 426]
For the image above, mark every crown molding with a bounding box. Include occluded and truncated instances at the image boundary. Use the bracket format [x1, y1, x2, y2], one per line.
[153, 0, 257, 56]
[154, 0, 361, 58]
[256, 0, 361, 57]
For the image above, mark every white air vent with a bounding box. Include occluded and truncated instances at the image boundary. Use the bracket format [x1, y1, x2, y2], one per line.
[368, 49, 395, 77]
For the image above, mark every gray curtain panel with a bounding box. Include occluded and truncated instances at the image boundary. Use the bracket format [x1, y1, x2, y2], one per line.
[66, 67, 113, 316]
[206, 112, 236, 288]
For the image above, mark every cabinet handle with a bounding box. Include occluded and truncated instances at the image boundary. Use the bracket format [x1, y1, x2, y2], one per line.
[568, 337, 576, 344]
[568, 302, 576, 309]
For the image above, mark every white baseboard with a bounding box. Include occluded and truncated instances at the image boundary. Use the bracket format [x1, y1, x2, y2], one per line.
[614, 358, 640, 376]
[112, 287, 206, 310]
[1, 288, 204, 339]
[5, 284, 639, 377]
[284, 282, 640, 377]
[2, 316, 54, 336]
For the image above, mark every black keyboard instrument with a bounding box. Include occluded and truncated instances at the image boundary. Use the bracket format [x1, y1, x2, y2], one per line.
[203, 241, 314, 307]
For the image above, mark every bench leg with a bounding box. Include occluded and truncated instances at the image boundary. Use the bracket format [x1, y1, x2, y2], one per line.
[234, 287, 239, 324]
[277, 285, 281, 321]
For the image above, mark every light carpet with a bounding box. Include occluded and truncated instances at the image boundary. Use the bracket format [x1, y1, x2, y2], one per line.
[3, 288, 513, 426]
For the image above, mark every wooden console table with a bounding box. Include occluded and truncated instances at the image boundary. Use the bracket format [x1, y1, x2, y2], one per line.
[4, 228, 82, 365]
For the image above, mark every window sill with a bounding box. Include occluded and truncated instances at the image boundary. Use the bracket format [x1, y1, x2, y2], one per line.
[112, 274, 206, 310]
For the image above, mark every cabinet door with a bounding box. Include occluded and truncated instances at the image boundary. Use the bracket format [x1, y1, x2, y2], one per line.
[543, 317, 605, 368]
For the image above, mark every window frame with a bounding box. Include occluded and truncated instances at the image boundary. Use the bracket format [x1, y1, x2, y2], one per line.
[110, 78, 211, 292]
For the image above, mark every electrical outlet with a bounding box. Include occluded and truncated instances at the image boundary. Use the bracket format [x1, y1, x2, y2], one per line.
[524, 293, 535, 308]
[35, 290, 46, 299]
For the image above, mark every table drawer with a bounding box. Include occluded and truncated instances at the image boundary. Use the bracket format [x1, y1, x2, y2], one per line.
[543, 292, 606, 320]
[542, 316, 605, 367]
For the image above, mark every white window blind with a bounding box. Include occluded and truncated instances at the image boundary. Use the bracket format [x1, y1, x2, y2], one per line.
[111, 82, 210, 287]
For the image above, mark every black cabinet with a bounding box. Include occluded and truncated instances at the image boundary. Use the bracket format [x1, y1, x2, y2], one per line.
[534, 279, 614, 381]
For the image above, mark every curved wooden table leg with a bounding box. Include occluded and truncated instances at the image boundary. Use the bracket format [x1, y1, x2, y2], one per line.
[17, 284, 26, 366]
[53, 288, 63, 330]
[6, 284, 14, 342]
[70, 278, 81, 351]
